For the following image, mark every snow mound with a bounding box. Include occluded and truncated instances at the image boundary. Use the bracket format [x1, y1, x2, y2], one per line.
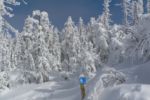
[132, 62, 150, 84]
[86, 67, 126, 100]
[121, 61, 150, 84]
[100, 84, 150, 100]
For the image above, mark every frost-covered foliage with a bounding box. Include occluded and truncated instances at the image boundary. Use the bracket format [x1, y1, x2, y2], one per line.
[124, 14, 150, 64]
[122, 0, 130, 26]
[87, 17, 109, 64]
[118, 0, 150, 65]
[132, 0, 143, 25]
[0, 0, 19, 91]
[0, 0, 19, 35]
[0, 36, 15, 90]
[122, 0, 144, 26]
[147, 0, 150, 13]
[0, 72, 9, 91]
[101, 0, 111, 29]
[0, 0, 20, 17]
[61, 17, 97, 77]
[14, 10, 61, 84]
[137, 0, 144, 15]
[76, 17, 97, 77]
[87, 67, 126, 100]
[107, 25, 126, 65]
[61, 16, 80, 73]
[100, 67, 126, 88]
[1, 0, 150, 93]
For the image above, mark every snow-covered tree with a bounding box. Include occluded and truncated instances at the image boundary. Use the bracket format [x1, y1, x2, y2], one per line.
[78, 41, 97, 77]
[128, 0, 143, 25]
[108, 25, 125, 65]
[137, 0, 144, 14]
[38, 11, 61, 72]
[121, 0, 144, 35]
[52, 28, 61, 71]
[0, 71, 9, 90]
[0, 0, 19, 36]
[0, 0, 20, 17]
[87, 17, 109, 63]
[61, 16, 79, 73]
[147, 0, 150, 13]
[61, 16, 97, 78]
[87, 17, 97, 43]
[101, 0, 111, 29]
[13, 10, 61, 84]
[77, 18, 97, 77]
[0, 30, 17, 89]
[0, 0, 20, 90]
[13, 15, 36, 83]
[122, 0, 128, 26]
[122, 0, 142, 26]
[78, 17, 87, 43]
[122, 0, 131, 26]
[124, 14, 150, 64]
[132, 1, 138, 24]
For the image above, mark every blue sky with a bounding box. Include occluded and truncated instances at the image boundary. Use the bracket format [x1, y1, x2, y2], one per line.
[6, 0, 147, 31]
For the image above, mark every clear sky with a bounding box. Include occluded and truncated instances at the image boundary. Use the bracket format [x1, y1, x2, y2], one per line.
[6, 0, 147, 32]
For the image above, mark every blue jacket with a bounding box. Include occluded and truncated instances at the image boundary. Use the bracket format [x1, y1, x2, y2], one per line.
[79, 77, 87, 85]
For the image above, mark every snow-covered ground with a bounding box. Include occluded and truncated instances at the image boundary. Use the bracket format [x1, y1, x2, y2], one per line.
[99, 62, 150, 100]
[100, 84, 150, 100]
[0, 80, 81, 100]
[1, 62, 150, 100]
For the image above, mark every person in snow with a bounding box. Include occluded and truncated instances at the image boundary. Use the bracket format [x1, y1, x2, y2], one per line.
[79, 67, 87, 100]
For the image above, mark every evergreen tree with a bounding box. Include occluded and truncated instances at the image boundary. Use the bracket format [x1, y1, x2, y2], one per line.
[122, 0, 130, 26]
[132, 0, 139, 24]
[147, 0, 150, 13]
[101, 0, 111, 29]
[132, 0, 143, 25]
[52, 28, 61, 71]
[87, 17, 109, 63]
[14, 10, 61, 83]
[61, 16, 80, 73]
[0, 0, 19, 90]
[137, 0, 144, 14]
[77, 17, 97, 77]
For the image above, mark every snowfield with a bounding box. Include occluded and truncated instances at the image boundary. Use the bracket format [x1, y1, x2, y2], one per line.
[100, 84, 150, 100]
[1, 62, 150, 100]
[0, 80, 81, 100]
[99, 61, 150, 100]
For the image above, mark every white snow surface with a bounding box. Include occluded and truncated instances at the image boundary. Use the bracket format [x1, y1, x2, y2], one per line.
[1, 62, 150, 100]
[100, 61, 150, 100]
[0, 80, 81, 100]
[100, 84, 150, 100]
